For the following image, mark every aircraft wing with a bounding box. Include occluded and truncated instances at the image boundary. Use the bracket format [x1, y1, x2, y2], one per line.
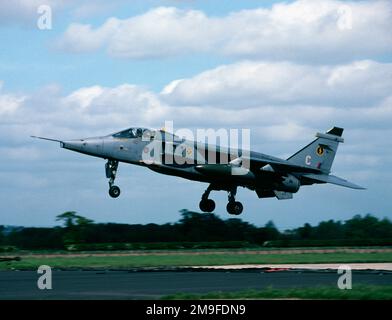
[301, 173, 366, 190]
[248, 155, 322, 174]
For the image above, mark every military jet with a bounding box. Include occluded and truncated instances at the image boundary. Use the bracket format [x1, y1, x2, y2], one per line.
[32, 126, 364, 215]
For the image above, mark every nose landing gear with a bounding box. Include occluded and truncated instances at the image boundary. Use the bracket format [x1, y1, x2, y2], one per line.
[109, 185, 120, 198]
[106, 160, 120, 198]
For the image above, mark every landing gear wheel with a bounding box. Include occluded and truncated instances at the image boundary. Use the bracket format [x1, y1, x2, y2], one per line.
[226, 201, 243, 215]
[199, 199, 216, 213]
[106, 159, 120, 198]
[109, 185, 121, 198]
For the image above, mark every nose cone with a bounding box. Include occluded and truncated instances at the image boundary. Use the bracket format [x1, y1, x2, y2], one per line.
[61, 138, 103, 157]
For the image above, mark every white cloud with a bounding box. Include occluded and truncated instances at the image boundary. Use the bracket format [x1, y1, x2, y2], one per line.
[0, 83, 168, 147]
[56, 0, 392, 61]
[0, 59, 391, 172]
[64, 85, 105, 109]
[0, 94, 25, 115]
[1, 60, 391, 146]
[161, 60, 392, 108]
[0, 82, 26, 115]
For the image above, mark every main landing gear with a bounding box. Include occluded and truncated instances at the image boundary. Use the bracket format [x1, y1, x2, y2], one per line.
[106, 159, 120, 198]
[199, 185, 244, 215]
[199, 184, 216, 213]
[226, 187, 243, 215]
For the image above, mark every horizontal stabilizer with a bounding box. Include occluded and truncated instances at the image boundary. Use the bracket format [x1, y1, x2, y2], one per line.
[302, 173, 365, 190]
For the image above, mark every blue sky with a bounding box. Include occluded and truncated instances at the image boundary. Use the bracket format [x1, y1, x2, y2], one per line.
[1, 1, 282, 93]
[0, 0, 391, 229]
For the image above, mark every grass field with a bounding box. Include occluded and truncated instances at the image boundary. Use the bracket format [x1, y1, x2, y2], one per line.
[1, 251, 392, 270]
[162, 286, 392, 300]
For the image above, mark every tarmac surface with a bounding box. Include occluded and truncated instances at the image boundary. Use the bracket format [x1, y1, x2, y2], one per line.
[0, 267, 391, 299]
[193, 263, 392, 271]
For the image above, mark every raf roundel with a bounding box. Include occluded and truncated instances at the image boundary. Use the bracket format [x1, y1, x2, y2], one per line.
[316, 145, 324, 156]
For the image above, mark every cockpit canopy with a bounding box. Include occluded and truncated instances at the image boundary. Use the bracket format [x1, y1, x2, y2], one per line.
[112, 127, 153, 139]
[112, 127, 183, 142]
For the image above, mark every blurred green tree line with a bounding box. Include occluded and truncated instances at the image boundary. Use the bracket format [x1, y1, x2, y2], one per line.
[0, 210, 391, 250]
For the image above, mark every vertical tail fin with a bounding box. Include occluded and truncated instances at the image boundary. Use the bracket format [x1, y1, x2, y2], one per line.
[287, 127, 344, 173]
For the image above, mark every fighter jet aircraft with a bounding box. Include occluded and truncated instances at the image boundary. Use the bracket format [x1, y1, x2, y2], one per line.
[32, 126, 364, 215]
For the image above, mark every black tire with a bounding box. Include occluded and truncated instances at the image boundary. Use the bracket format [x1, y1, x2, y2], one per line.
[109, 185, 121, 198]
[199, 199, 216, 213]
[226, 201, 243, 215]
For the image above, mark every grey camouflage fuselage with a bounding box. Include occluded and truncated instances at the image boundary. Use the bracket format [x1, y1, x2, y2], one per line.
[32, 126, 364, 215]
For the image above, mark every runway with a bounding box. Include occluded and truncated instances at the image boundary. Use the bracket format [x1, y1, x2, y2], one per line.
[193, 263, 392, 271]
[1, 268, 391, 299]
